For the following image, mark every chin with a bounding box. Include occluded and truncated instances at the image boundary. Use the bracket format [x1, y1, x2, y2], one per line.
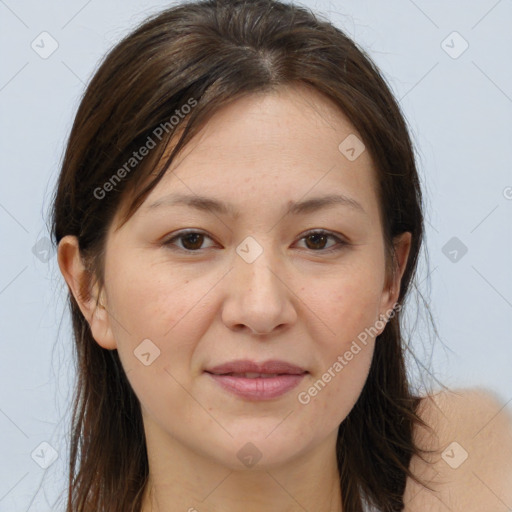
[204, 429, 320, 472]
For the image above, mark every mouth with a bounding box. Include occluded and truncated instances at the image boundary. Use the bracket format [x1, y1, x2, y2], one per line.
[208, 372, 292, 378]
[204, 360, 308, 400]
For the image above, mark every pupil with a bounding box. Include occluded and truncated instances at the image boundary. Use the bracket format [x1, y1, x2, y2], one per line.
[307, 234, 326, 250]
[184, 233, 203, 249]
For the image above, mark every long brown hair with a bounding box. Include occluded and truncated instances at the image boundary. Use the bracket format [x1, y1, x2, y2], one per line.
[50, 0, 436, 510]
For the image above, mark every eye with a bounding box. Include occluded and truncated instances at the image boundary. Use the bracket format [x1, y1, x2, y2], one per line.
[161, 229, 348, 254]
[162, 230, 216, 252]
[296, 229, 348, 253]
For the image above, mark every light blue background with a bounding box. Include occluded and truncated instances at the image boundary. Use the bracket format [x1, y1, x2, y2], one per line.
[1, 0, 511, 510]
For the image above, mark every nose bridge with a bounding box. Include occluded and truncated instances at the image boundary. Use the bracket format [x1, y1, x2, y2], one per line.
[222, 234, 294, 334]
[235, 234, 282, 299]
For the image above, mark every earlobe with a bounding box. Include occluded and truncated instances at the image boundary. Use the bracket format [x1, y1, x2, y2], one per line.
[57, 235, 117, 350]
[88, 300, 117, 350]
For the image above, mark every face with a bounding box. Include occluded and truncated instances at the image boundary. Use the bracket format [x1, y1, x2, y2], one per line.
[61, 84, 410, 471]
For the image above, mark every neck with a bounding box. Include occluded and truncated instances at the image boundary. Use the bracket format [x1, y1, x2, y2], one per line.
[140, 423, 343, 512]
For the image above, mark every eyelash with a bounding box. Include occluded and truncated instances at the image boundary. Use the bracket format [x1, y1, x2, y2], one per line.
[161, 229, 348, 255]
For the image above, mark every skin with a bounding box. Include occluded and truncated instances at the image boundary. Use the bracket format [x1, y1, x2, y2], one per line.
[404, 388, 512, 511]
[59, 82, 426, 511]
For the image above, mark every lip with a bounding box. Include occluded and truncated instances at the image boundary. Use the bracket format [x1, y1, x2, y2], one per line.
[206, 359, 306, 375]
[205, 359, 308, 401]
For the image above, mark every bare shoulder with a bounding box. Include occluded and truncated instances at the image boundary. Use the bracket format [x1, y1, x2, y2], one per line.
[403, 388, 512, 511]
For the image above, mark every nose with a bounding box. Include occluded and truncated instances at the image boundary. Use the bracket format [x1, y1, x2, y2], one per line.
[221, 241, 297, 336]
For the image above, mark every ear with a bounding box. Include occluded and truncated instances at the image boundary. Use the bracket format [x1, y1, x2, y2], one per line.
[377, 231, 412, 326]
[57, 235, 117, 350]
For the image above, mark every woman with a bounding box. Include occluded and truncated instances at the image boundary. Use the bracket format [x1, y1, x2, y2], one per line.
[52, 0, 512, 510]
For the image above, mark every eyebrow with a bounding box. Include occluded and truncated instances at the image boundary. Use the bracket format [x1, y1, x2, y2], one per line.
[146, 192, 366, 217]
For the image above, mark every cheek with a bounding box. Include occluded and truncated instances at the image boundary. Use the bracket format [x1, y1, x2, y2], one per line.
[307, 262, 384, 345]
[107, 266, 208, 430]
[107, 254, 201, 336]
[293, 264, 382, 422]
[295, 325, 375, 434]
[103, 256, 207, 381]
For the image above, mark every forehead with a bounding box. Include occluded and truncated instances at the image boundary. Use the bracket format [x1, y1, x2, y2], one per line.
[119, 84, 381, 229]
[169, 84, 369, 168]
